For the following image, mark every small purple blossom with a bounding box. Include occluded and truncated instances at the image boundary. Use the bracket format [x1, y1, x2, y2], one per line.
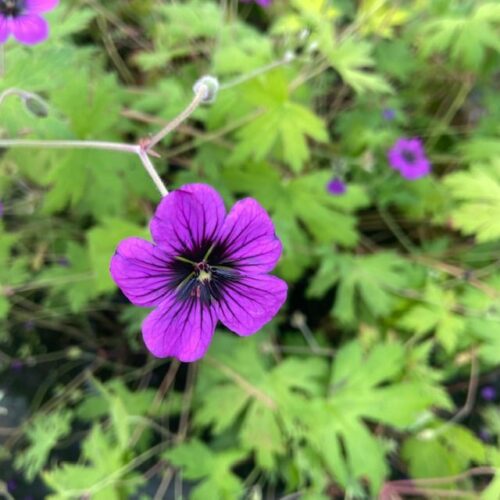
[387, 137, 431, 180]
[327, 177, 346, 196]
[7, 479, 17, 493]
[110, 184, 287, 362]
[383, 108, 396, 121]
[240, 0, 272, 7]
[0, 0, 59, 45]
[57, 256, 70, 267]
[10, 359, 23, 371]
[481, 385, 497, 401]
[479, 428, 492, 442]
[23, 319, 35, 331]
[0, 200, 4, 218]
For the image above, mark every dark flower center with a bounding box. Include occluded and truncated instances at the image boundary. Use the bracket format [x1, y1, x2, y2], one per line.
[402, 150, 417, 164]
[170, 241, 240, 306]
[0, 0, 25, 17]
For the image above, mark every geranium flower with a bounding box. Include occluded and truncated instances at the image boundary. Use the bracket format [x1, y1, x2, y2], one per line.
[326, 177, 346, 196]
[387, 137, 431, 180]
[111, 184, 287, 362]
[0, 0, 59, 45]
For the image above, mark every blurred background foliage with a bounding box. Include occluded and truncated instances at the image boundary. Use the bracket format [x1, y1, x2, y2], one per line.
[0, 0, 499, 498]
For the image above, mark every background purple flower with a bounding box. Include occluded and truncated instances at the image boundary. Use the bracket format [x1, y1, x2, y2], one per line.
[10, 359, 23, 371]
[383, 108, 396, 121]
[110, 184, 287, 362]
[0, 0, 59, 45]
[240, 0, 272, 7]
[481, 386, 496, 401]
[327, 177, 346, 196]
[388, 137, 431, 180]
[0, 200, 4, 218]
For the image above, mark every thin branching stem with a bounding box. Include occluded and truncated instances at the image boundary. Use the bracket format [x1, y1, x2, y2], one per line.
[0, 81, 212, 197]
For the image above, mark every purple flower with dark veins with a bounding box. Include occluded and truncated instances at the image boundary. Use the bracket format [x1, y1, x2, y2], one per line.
[110, 184, 287, 362]
[388, 137, 431, 180]
[327, 177, 346, 196]
[0, 0, 59, 45]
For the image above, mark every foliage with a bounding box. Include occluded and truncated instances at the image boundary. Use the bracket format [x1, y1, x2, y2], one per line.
[1, 0, 499, 498]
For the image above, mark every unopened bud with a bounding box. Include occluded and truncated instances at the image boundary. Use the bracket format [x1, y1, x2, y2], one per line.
[283, 50, 295, 63]
[21, 94, 49, 118]
[193, 76, 219, 104]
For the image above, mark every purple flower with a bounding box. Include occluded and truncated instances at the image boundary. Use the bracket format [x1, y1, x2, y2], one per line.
[240, 0, 272, 7]
[479, 428, 492, 442]
[57, 256, 70, 267]
[0, 200, 4, 218]
[23, 319, 35, 331]
[10, 359, 23, 371]
[110, 184, 287, 362]
[0, 0, 59, 45]
[7, 479, 17, 493]
[327, 177, 346, 196]
[387, 137, 431, 180]
[383, 108, 396, 121]
[481, 385, 496, 401]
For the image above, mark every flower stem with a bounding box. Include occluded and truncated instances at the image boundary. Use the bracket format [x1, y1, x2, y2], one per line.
[137, 148, 168, 196]
[0, 138, 139, 154]
[0, 77, 217, 198]
[0, 88, 49, 110]
[144, 83, 208, 153]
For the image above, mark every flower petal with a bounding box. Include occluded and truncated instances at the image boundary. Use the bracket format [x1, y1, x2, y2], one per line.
[151, 184, 226, 255]
[217, 198, 282, 273]
[10, 15, 48, 45]
[0, 17, 11, 44]
[214, 274, 287, 336]
[142, 294, 217, 361]
[25, 0, 59, 13]
[110, 237, 173, 307]
[399, 160, 431, 181]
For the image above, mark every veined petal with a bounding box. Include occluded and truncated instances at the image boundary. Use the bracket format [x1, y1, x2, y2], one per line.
[0, 17, 10, 43]
[25, 0, 59, 13]
[142, 294, 217, 361]
[151, 184, 226, 255]
[110, 237, 173, 307]
[214, 274, 287, 336]
[10, 15, 48, 45]
[218, 198, 282, 273]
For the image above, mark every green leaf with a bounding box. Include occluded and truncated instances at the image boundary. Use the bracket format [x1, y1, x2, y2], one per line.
[87, 219, 149, 293]
[402, 422, 487, 480]
[308, 252, 410, 324]
[357, 0, 409, 38]
[419, 3, 500, 71]
[230, 71, 328, 172]
[164, 440, 246, 500]
[15, 411, 72, 481]
[43, 425, 143, 500]
[444, 159, 500, 243]
[328, 39, 392, 94]
[398, 283, 465, 353]
[240, 403, 285, 470]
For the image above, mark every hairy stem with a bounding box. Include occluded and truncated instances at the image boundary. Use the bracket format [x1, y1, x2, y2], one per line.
[144, 83, 208, 153]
